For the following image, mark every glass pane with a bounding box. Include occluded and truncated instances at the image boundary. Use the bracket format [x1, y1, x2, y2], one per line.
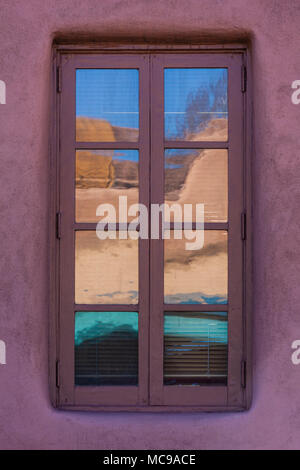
[75, 231, 138, 304]
[164, 230, 228, 304]
[165, 149, 228, 222]
[76, 150, 139, 222]
[165, 68, 228, 141]
[164, 312, 227, 385]
[76, 69, 139, 142]
[75, 311, 138, 386]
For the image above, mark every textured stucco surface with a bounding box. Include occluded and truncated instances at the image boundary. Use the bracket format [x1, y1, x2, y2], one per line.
[1, 0, 300, 450]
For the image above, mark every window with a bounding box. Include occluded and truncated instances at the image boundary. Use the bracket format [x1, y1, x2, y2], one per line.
[50, 45, 252, 411]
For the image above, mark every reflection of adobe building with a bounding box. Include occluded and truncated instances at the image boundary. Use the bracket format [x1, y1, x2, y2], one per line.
[76, 118, 139, 191]
[75, 116, 228, 307]
[76, 116, 227, 221]
[75, 117, 228, 387]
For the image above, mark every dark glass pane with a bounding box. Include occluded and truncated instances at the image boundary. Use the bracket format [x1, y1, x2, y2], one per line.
[76, 150, 139, 222]
[165, 68, 228, 141]
[76, 69, 139, 142]
[75, 231, 138, 304]
[75, 312, 138, 386]
[164, 149, 228, 222]
[164, 312, 228, 385]
[164, 231, 228, 304]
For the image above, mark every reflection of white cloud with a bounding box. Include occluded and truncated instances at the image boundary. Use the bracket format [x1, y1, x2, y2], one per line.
[90, 290, 138, 304]
[164, 292, 227, 305]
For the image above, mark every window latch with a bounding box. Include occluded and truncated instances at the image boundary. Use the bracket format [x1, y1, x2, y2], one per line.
[56, 66, 62, 93]
[56, 360, 60, 388]
[241, 211, 246, 240]
[241, 360, 247, 388]
[241, 65, 247, 93]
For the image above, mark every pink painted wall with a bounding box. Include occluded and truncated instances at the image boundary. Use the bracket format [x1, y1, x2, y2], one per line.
[1, 0, 300, 450]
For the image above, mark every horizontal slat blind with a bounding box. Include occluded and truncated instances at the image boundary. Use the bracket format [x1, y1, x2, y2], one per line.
[75, 311, 138, 386]
[164, 312, 228, 385]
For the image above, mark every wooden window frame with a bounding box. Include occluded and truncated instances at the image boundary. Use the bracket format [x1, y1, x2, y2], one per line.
[49, 43, 252, 412]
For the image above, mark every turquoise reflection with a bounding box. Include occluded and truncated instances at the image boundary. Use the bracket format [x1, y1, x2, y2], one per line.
[75, 312, 139, 386]
[164, 312, 227, 344]
[75, 311, 138, 346]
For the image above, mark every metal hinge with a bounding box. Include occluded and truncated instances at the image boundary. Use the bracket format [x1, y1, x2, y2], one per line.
[241, 65, 247, 93]
[56, 360, 60, 388]
[241, 360, 247, 388]
[56, 212, 61, 239]
[56, 66, 62, 93]
[241, 211, 247, 240]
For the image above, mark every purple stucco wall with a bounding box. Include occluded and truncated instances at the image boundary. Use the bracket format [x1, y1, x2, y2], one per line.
[1, 0, 300, 450]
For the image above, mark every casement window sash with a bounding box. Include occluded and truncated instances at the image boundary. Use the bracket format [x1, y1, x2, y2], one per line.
[51, 47, 251, 411]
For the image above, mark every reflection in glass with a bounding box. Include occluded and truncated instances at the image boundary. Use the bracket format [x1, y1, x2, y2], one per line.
[75, 311, 138, 386]
[164, 68, 228, 141]
[164, 312, 227, 385]
[164, 231, 228, 304]
[164, 149, 228, 222]
[76, 150, 139, 222]
[76, 69, 139, 142]
[75, 231, 138, 304]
